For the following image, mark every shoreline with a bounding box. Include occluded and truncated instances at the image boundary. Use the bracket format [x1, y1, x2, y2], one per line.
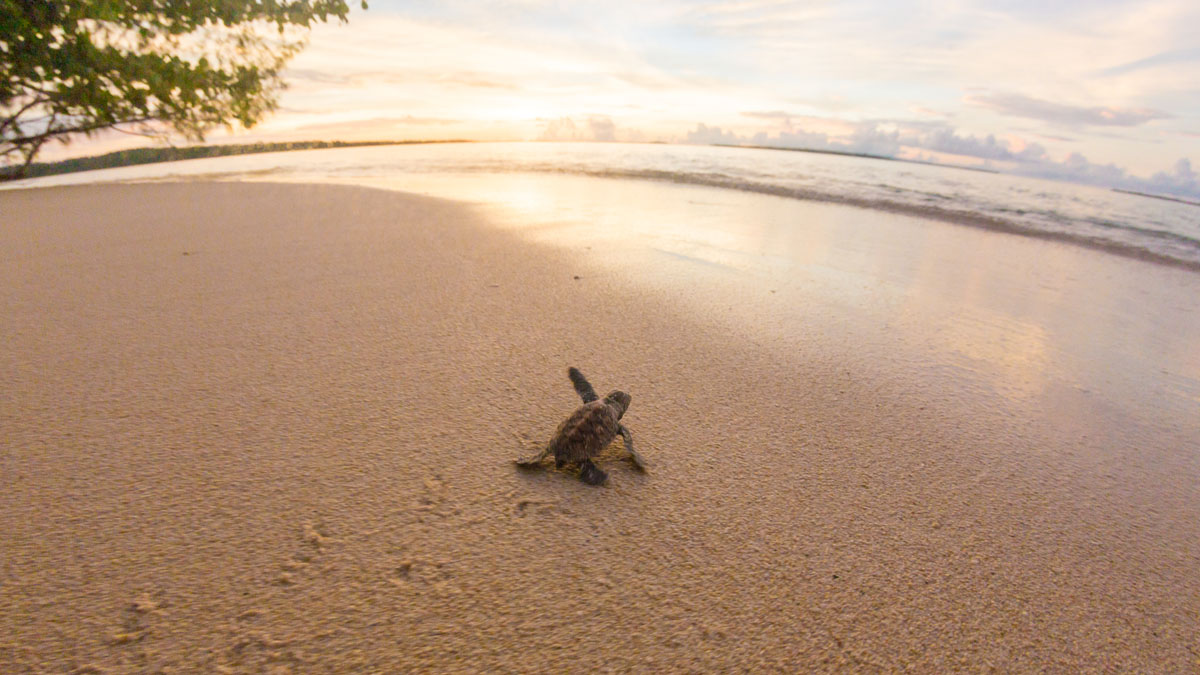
[463, 164, 1200, 274]
[2, 139, 476, 183]
[3, 182, 1198, 671]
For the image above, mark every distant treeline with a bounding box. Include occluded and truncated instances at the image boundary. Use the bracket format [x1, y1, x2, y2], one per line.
[718, 143, 1000, 174]
[1, 140, 470, 181]
[1112, 188, 1200, 208]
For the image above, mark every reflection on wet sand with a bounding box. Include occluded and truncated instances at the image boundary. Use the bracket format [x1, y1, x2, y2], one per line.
[330, 171, 1197, 437]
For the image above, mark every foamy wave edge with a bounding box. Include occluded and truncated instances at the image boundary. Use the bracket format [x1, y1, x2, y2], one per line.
[540, 165, 1200, 274]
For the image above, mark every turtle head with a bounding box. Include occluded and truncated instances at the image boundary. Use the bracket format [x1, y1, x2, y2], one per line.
[603, 390, 631, 419]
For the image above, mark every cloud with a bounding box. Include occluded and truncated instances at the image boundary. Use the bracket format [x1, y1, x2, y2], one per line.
[1019, 152, 1130, 184]
[748, 128, 838, 151]
[909, 106, 948, 118]
[845, 126, 903, 157]
[1023, 131, 1078, 143]
[685, 116, 1200, 198]
[685, 123, 744, 145]
[588, 117, 616, 141]
[691, 120, 1043, 163]
[915, 127, 1047, 161]
[441, 74, 521, 90]
[292, 116, 462, 134]
[285, 68, 353, 85]
[688, 122, 880, 155]
[999, 153, 1199, 200]
[967, 93, 1171, 128]
[741, 110, 793, 122]
[1099, 47, 1200, 77]
[539, 116, 619, 142]
[1146, 158, 1199, 195]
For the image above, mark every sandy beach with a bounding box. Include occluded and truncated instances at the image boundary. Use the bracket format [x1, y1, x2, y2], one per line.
[3, 181, 1199, 672]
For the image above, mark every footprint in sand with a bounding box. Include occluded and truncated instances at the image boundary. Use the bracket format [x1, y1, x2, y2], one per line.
[272, 520, 332, 587]
[386, 555, 459, 595]
[109, 592, 165, 646]
[514, 497, 559, 518]
[218, 628, 301, 673]
[387, 559, 416, 587]
[416, 475, 447, 509]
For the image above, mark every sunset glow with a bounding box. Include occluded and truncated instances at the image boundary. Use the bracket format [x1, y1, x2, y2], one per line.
[52, 0, 1200, 195]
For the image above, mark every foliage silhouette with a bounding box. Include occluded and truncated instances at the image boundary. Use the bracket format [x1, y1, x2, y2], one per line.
[1, 0, 365, 177]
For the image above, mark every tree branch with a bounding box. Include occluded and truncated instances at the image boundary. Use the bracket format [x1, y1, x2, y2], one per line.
[5, 115, 158, 150]
[0, 96, 51, 138]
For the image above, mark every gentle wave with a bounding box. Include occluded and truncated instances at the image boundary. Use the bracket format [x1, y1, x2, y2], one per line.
[519, 163, 1200, 272]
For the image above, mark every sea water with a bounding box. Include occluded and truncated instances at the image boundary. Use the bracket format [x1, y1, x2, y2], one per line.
[8, 141, 1199, 270]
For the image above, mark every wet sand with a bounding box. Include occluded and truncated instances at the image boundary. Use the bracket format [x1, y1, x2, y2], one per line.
[2, 182, 1199, 672]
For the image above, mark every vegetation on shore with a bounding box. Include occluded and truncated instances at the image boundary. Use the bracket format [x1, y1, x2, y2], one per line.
[2, 1, 362, 177]
[1112, 187, 1200, 207]
[717, 143, 1000, 174]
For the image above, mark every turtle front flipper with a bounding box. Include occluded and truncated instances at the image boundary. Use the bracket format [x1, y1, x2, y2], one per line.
[514, 446, 551, 468]
[568, 367, 599, 404]
[619, 424, 646, 471]
[578, 459, 608, 485]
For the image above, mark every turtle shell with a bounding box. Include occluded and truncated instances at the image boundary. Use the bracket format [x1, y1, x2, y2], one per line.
[549, 400, 621, 465]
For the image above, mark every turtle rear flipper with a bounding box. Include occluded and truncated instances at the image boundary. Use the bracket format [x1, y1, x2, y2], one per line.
[619, 424, 647, 471]
[568, 367, 599, 404]
[514, 446, 551, 468]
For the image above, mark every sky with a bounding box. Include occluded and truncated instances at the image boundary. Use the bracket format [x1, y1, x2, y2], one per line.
[56, 0, 1200, 197]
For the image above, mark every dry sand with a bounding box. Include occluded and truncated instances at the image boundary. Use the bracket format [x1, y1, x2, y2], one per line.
[2, 182, 1199, 672]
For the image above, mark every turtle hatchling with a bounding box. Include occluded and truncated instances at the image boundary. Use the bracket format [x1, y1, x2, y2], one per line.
[515, 367, 646, 485]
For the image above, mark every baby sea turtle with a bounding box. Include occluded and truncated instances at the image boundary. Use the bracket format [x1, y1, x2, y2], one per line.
[515, 367, 646, 485]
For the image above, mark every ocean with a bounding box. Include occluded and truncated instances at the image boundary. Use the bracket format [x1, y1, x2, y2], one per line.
[8, 141, 1200, 271]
